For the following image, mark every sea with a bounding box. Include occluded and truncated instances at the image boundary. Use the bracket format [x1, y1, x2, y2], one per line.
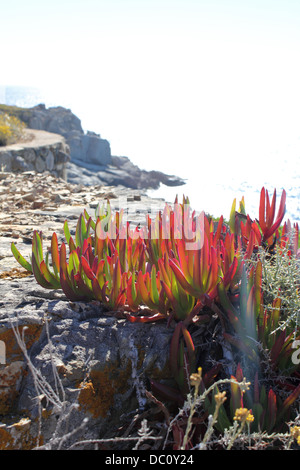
[1, 85, 299, 224]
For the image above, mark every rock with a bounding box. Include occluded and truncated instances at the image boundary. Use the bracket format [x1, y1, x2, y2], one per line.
[67, 156, 185, 190]
[0, 361, 26, 414]
[12, 155, 32, 172]
[0, 152, 12, 172]
[82, 133, 111, 165]
[0, 275, 174, 449]
[0, 417, 38, 450]
[24, 104, 83, 135]
[66, 130, 112, 166]
[45, 150, 55, 171]
[4, 104, 185, 190]
[35, 155, 46, 172]
[23, 148, 36, 163]
[16, 105, 112, 167]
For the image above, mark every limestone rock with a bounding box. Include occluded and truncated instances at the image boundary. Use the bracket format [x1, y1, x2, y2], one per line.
[45, 150, 55, 171]
[66, 130, 112, 166]
[0, 275, 174, 448]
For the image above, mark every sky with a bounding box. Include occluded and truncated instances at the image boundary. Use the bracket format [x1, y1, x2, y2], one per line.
[1, 0, 300, 218]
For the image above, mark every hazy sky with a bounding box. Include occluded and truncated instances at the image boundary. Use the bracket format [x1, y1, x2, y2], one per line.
[1, 0, 300, 187]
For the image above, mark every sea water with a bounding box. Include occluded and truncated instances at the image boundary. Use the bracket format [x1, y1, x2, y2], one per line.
[1, 85, 299, 224]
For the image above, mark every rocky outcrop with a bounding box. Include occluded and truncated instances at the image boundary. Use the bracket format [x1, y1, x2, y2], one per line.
[67, 155, 186, 189]
[0, 276, 173, 449]
[23, 104, 83, 136]
[19, 105, 112, 167]
[12, 104, 185, 190]
[67, 130, 112, 166]
[0, 129, 70, 180]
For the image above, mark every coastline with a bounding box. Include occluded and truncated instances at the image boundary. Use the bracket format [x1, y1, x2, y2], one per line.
[0, 103, 186, 191]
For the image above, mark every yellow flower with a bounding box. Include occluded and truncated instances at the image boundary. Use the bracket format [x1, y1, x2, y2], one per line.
[239, 378, 251, 394]
[214, 391, 227, 406]
[190, 367, 202, 387]
[233, 408, 254, 424]
[290, 426, 300, 445]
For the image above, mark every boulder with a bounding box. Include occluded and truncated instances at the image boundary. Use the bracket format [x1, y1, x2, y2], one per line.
[66, 130, 112, 166]
[0, 275, 174, 449]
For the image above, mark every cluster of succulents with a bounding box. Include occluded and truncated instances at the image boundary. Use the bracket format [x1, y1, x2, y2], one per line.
[11, 186, 300, 447]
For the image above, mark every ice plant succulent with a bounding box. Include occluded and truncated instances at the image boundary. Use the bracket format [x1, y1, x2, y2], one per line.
[10, 186, 300, 437]
[257, 186, 286, 246]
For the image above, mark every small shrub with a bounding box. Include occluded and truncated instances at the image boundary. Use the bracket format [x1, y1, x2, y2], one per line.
[0, 112, 26, 146]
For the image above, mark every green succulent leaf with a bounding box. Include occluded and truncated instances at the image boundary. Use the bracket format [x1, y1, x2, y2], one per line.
[11, 242, 32, 272]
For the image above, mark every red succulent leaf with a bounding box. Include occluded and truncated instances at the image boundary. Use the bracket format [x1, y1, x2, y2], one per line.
[32, 254, 54, 289]
[60, 266, 83, 301]
[258, 187, 286, 243]
[51, 232, 60, 276]
[278, 384, 300, 423]
[266, 389, 277, 432]
[39, 260, 61, 289]
[81, 256, 96, 280]
[270, 330, 286, 366]
[170, 322, 182, 379]
[92, 277, 106, 302]
[74, 271, 94, 299]
[181, 323, 196, 370]
[125, 312, 166, 323]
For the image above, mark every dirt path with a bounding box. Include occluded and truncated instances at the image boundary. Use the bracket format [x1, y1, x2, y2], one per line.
[1, 128, 65, 151]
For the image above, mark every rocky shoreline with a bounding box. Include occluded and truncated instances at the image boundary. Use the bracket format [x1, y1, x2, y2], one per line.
[0, 103, 185, 190]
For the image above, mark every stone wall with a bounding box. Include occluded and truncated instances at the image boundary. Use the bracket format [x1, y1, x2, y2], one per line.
[0, 128, 70, 180]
